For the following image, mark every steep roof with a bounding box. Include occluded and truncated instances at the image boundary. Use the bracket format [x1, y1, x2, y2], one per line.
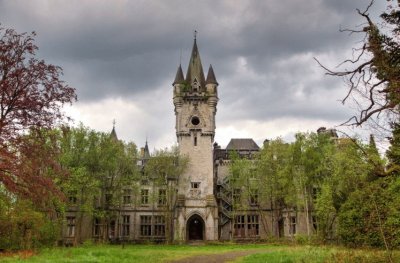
[110, 126, 118, 141]
[173, 64, 185, 85]
[226, 138, 260, 151]
[185, 39, 205, 88]
[205, 64, 218, 85]
[143, 140, 150, 159]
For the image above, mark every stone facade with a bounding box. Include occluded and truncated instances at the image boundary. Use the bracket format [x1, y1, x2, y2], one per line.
[62, 38, 315, 244]
[172, 37, 219, 241]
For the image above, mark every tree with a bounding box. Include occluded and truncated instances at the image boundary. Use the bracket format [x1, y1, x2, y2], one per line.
[316, 1, 400, 126]
[0, 26, 76, 201]
[143, 147, 188, 243]
[59, 125, 139, 243]
[257, 138, 292, 237]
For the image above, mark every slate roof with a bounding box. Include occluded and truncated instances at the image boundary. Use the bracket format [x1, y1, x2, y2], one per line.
[186, 39, 206, 88]
[110, 126, 118, 140]
[173, 64, 185, 85]
[205, 64, 218, 85]
[226, 138, 260, 151]
[143, 140, 150, 159]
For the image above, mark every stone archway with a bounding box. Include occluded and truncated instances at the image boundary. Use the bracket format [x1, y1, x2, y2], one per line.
[186, 214, 205, 240]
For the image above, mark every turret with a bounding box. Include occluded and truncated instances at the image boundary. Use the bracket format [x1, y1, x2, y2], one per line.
[173, 64, 185, 97]
[206, 64, 218, 96]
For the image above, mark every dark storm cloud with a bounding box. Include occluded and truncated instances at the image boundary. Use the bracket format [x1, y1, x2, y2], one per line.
[0, 0, 388, 134]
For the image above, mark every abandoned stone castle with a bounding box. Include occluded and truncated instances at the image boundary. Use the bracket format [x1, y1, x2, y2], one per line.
[63, 38, 317, 243]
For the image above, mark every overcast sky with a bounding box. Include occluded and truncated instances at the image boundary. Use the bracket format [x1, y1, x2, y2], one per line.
[0, 0, 390, 150]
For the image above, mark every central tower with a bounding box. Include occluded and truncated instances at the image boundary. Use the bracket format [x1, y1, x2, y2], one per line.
[172, 37, 219, 241]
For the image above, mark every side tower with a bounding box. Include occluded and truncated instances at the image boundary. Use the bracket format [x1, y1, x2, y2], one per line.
[172, 37, 219, 241]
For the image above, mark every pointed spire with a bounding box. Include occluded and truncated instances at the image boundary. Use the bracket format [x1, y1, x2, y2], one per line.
[110, 119, 118, 140]
[186, 36, 205, 88]
[206, 64, 218, 85]
[143, 140, 150, 159]
[173, 64, 185, 85]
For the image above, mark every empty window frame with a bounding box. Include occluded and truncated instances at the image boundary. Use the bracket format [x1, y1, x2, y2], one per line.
[158, 189, 167, 205]
[247, 215, 259, 237]
[234, 215, 245, 237]
[140, 215, 152, 236]
[191, 182, 200, 189]
[123, 189, 132, 205]
[289, 216, 296, 235]
[141, 189, 149, 205]
[154, 216, 165, 237]
[66, 216, 76, 237]
[122, 215, 130, 237]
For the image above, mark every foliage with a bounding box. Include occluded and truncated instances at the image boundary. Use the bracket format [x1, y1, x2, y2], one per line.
[0, 26, 76, 203]
[338, 176, 400, 250]
[142, 146, 188, 242]
[0, 194, 62, 250]
[59, 124, 140, 242]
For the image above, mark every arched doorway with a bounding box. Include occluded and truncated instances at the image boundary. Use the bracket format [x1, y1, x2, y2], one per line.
[186, 214, 204, 240]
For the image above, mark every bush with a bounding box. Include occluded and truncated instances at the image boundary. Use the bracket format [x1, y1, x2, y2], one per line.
[337, 177, 400, 249]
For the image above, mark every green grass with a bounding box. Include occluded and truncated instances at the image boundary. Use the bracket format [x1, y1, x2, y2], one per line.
[0, 243, 268, 263]
[0, 244, 398, 263]
[236, 246, 400, 263]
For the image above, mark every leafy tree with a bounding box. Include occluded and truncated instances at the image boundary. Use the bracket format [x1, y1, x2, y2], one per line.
[0, 26, 76, 202]
[387, 122, 400, 174]
[257, 138, 292, 237]
[338, 177, 400, 255]
[59, 125, 139, 243]
[143, 147, 188, 242]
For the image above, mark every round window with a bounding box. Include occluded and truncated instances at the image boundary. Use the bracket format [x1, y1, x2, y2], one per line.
[191, 116, 200, 126]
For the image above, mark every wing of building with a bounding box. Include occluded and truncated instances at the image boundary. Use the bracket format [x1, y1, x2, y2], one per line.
[63, 37, 322, 244]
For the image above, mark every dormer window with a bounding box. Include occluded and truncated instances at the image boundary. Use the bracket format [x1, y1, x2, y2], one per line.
[192, 78, 200, 92]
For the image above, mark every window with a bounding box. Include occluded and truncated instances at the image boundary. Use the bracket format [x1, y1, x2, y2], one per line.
[93, 218, 101, 237]
[109, 220, 116, 239]
[289, 216, 296, 235]
[234, 215, 259, 238]
[247, 215, 259, 237]
[249, 189, 259, 206]
[158, 189, 167, 206]
[105, 193, 112, 205]
[194, 136, 197, 146]
[141, 189, 149, 205]
[66, 216, 76, 237]
[312, 216, 317, 231]
[140, 216, 152, 236]
[140, 215, 166, 238]
[68, 191, 77, 204]
[312, 187, 318, 201]
[154, 216, 165, 237]
[123, 189, 132, 205]
[234, 215, 245, 237]
[122, 215, 130, 237]
[192, 79, 199, 92]
[233, 189, 241, 204]
[191, 182, 200, 189]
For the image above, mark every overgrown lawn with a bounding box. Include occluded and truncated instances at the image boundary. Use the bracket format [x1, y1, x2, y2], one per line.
[0, 243, 398, 263]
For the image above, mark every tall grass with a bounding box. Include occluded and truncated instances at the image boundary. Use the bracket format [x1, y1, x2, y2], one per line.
[0, 244, 398, 263]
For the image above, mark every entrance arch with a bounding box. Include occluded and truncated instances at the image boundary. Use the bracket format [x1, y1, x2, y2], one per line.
[186, 214, 205, 240]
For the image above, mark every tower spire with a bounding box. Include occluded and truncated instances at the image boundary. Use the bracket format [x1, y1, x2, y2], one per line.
[110, 119, 118, 140]
[186, 34, 205, 88]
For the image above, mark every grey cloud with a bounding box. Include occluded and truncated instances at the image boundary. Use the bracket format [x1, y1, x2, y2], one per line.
[0, 0, 389, 141]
